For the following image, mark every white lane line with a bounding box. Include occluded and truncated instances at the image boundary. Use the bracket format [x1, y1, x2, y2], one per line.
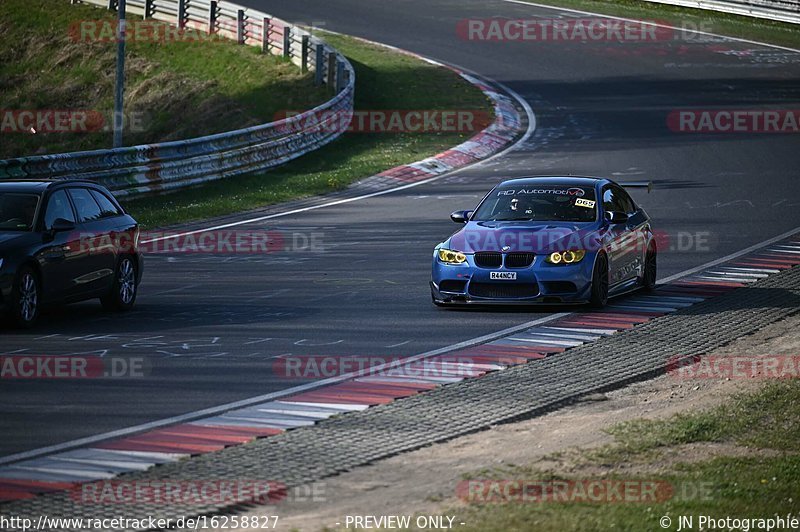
[607, 305, 678, 312]
[0, 312, 567, 466]
[501, 0, 800, 53]
[708, 270, 769, 278]
[0, 469, 101, 483]
[721, 267, 781, 274]
[6, 224, 797, 467]
[695, 275, 757, 283]
[278, 401, 371, 411]
[0, 465, 116, 481]
[632, 295, 705, 303]
[88, 449, 186, 462]
[54, 457, 155, 471]
[506, 337, 585, 347]
[541, 326, 616, 335]
[658, 225, 800, 284]
[142, 61, 536, 245]
[766, 248, 800, 254]
[520, 330, 602, 341]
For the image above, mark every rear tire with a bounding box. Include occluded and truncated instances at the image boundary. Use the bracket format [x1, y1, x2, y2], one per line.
[643, 242, 657, 292]
[101, 256, 138, 311]
[10, 266, 40, 329]
[589, 253, 609, 309]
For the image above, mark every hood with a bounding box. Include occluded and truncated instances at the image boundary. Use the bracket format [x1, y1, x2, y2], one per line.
[0, 231, 36, 252]
[447, 220, 603, 254]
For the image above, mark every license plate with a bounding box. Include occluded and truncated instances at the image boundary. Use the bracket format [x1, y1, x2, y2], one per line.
[490, 272, 517, 280]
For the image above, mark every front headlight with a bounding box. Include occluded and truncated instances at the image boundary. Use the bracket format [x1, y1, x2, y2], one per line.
[545, 250, 586, 265]
[438, 248, 467, 264]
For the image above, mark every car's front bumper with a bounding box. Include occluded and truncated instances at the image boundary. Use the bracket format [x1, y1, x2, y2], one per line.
[431, 251, 595, 305]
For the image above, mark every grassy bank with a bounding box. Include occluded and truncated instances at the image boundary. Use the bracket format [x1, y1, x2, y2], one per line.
[0, 0, 327, 158]
[455, 380, 800, 531]
[125, 32, 493, 228]
[514, 0, 800, 49]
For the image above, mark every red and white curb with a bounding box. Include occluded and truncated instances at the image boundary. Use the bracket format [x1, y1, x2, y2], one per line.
[318, 30, 526, 191]
[1, 235, 798, 503]
[350, 77, 523, 190]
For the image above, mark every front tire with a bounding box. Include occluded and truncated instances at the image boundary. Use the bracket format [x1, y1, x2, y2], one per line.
[10, 266, 40, 329]
[589, 253, 609, 309]
[101, 256, 138, 311]
[642, 242, 657, 292]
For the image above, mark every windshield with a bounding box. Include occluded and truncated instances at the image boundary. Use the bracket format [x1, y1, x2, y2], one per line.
[473, 186, 597, 223]
[0, 192, 41, 231]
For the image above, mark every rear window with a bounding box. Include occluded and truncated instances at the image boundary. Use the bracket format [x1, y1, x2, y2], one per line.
[473, 186, 597, 223]
[67, 188, 103, 223]
[0, 193, 40, 231]
[89, 189, 122, 218]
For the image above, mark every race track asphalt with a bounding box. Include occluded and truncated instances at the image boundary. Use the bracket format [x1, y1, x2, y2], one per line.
[1, 0, 798, 458]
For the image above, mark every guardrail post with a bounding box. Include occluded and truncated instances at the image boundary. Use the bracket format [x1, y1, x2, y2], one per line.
[177, 0, 186, 29]
[236, 10, 245, 44]
[144, 0, 153, 18]
[301, 35, 310, 72]
[261, 17, 271, 53]
[314, 44, 324, 85]
[336, 61, 346, 93]
[326, 50, 336, 90]
[208, 1, 218, 34]
[283, 26, 291, 59]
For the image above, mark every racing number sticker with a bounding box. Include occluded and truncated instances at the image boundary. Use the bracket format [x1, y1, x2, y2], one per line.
[575, 198, 596, 209]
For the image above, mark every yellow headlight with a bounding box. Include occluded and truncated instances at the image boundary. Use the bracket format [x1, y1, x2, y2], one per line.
[546, 250, 586, 265]
[438, 248, 467, 264]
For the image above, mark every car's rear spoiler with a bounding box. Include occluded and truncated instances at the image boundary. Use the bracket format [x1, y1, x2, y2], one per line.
[620, 181, 653, 193]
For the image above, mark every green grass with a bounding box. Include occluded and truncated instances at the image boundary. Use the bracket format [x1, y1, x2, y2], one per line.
[0, 0, 327, 158]
[2, 1, 493, 229]
[512, 0, 800, 49]
[451, 381, 800, 532]
[125, 32, 492, 228]
[606, 381, 800, 453]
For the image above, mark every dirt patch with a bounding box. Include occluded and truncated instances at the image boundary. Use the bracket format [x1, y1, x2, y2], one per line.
[218, 313, 800, 531]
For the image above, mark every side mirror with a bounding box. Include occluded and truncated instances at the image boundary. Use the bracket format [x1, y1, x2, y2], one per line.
[450, 210, 473, 224]
[605, 211, 629, 225]
[50, 218, 76, 233]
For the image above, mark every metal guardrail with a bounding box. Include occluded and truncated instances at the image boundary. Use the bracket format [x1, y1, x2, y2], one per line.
[0, 0, 355, 197]
[642, 0, 800, 24]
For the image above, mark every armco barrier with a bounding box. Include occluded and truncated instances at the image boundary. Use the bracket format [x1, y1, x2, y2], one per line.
[642, 0, 800, 24]
[0, 0, 355, 197]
